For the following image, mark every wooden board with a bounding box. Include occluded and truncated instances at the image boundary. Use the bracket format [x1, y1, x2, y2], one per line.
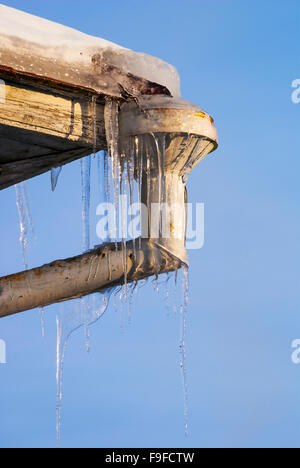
[0, 72, 107, 190]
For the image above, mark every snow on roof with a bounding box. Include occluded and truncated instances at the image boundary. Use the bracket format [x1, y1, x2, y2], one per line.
[0, 4, 180, 97]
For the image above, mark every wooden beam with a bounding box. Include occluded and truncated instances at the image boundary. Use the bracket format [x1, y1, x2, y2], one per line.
[0, 74, 108, 190]
[0, 240, 182, 318]
[0, 66, 171, 191]
[0, 81, 105, 144]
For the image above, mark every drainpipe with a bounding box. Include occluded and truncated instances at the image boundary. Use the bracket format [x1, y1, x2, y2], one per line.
[119, 95, 218, 265]
[0, 96, 218, 318]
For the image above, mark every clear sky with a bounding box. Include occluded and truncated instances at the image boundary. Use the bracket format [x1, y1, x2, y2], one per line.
[0, 0, 299, 448]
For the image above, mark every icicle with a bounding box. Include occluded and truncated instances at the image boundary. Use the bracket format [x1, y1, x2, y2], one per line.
[81, 156, 92, 351]
[56, 315, 65, 449]
[51, 167, 62, 192]
[23, 182, 35, 243]
[15, 182, 35, 270]
[136, 136, 143, 250]
[151, 275, 159, 294]
[81, 156, 91, 253]
[159, 134, 166, 238]
[119, 288, 125, 332]
[56, 292, 110, 447]
[92, 95, 97, 156]
[97, 152, 102, 201]
[100, 150, 115, 242]
[180, 265, 190, 437]
[127, 281, 138, 324]
[39, 308, 45, 338]
[120, 163, 128, 300]
[146, 145, 151, 238]
[112, 286, 124, 331]
[104, 97, 119, 248]
[82, 297, 91, 353]
[15, 184, 28, 269]
[151, 133, 162, 237]
[173, 268, 179, 316]
[163, 272, 174, 317]
[113, 287, 122, 312]
[103, 150, 110, 207]
[127, 151, 136, 260]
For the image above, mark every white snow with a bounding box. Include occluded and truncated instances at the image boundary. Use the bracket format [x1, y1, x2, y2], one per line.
[0, 4, 180, 96]
[0, 4, 120, 50]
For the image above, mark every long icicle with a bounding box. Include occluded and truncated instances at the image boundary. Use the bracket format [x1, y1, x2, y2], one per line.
[56, 315, 65, 448]
[180, 265, 190, 437]
[92, 95, 97, 156]
[120, 160, 128, 300]
[56, 293, 111, 448]
[23, 182, 36, 244]
[81, 156, 91, 253]
[39, 308, 45, 338]
[15, 182, 36, 270]
[80, 155, 92, 352]
[128, 150, 136, 260]
[15, 183, 28, 269]
[104, 97, 119, 248]
[136, 136, 143, 250]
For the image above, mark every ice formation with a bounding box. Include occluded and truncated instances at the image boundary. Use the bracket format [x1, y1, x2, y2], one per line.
[15, 182, 35, 270]
[15, 184, 47, 338]
[39, 308, 45, 338]
[53, 99, 194, 444]
[0, 5, 181, 97]
[56, 292, 110, 447]
[0, 2, 219, 448]
[81, 156, 92, 253]
[51, 167, 62, 192]
[180, 265, 190, 436]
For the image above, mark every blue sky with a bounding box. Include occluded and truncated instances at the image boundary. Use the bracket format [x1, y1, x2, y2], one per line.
[0, 0, 299, 448]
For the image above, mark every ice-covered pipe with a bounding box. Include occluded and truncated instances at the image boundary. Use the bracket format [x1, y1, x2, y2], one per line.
[119, 96, 218, 265]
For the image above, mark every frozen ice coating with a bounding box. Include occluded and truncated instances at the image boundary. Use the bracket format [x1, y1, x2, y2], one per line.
[0, 5, 181, 97]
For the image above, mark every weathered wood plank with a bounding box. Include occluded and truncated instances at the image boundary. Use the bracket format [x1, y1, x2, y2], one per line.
[0, 76, 108, 190]
[0, 81, 106, 147]
[0, 240, 182, 318]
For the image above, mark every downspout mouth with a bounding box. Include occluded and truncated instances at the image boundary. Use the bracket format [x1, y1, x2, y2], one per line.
[119, 95, 218, 266]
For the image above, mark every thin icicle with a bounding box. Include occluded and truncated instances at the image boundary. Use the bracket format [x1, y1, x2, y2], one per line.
[81, 156, 92, 351]
[23, 182, 36, 244]
[151, 133, 162, 237]
[81, 156, 91, 252]
[101, 150, 115, 242]
[15, 184, 28, 269]
[163, 272, 174, 317]
[56, 315, 65, 449]
[119, 288, 125, 332]
[56, 293, 110, 447]
[92, 95, 97, 156]
[127, 152, 136, 259]
[136, 136, 143, 249]
[51, 167, 62, 192]
[104, 97, 119, 248]
[120, 163, 128, 300]
[97, 152, 102, 201]
[146, 146, 151, 239]
[127, 281, 138, 324]
[82, 297, 91, 353]
[113, 286, 124, 332]
[39, 308, 45, 338]
[180, 265, 190, 437]
[15, 182, 35, 270]
[173, 268, 179, 316]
